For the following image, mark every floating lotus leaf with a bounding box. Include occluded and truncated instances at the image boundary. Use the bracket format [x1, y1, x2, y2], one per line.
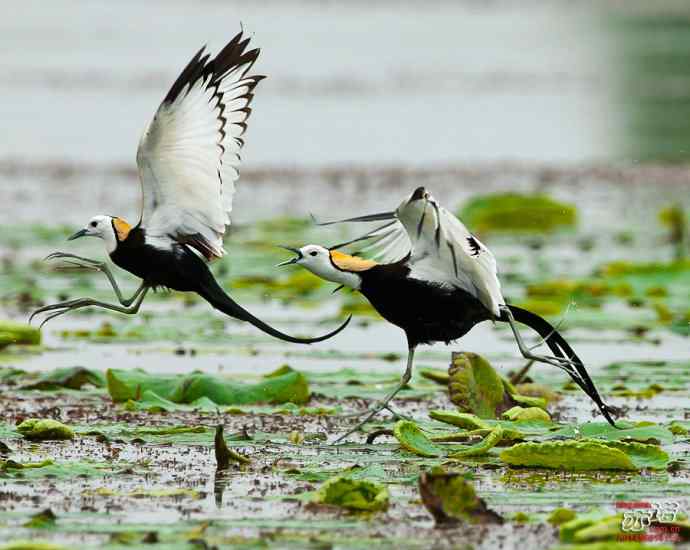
[314, 476, 389, 512]
[500, 439, 669, 471]
[428, 410, 491, 430]
[502, 406, 551, 422]
[449, 352, 508, 419]
[107, 366, 309, 405]
[22, 367, 106, 391]
[16, 419, 74, 441]
[458, 192, 577, 234]
[393, 420, 442, 458]
[447, 426, 504, 458]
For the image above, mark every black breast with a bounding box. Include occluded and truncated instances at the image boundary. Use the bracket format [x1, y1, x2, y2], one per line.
[109, 228, 206, 292]
[358, 262, 492, 347]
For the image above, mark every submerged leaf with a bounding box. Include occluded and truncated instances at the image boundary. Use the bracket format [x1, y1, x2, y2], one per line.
[393, 421, 442, 457]
[314, 476, 389, 512]
[16, 419, 74, 441]
[500, 439, 669, 471]
[418, 467, 503, 525]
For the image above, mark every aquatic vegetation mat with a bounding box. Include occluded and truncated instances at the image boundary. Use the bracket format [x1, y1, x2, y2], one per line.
[1, 209, 690, 549]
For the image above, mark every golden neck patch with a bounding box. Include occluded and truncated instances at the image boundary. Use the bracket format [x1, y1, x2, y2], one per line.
[329, 250, 377, 272]
[112, 217, 132, 242]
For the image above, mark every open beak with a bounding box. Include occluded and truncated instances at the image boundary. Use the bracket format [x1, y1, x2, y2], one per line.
[276, 245, 302, 267]
[68, 228, 89, 241]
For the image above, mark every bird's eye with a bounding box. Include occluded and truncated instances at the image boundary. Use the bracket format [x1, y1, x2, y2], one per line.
[309, 251, 318, 257]
[90, 221, 98, 228]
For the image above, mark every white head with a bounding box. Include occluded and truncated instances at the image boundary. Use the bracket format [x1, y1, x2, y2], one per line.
[277, 244, 378, 290]
[69, 215, 132, 254]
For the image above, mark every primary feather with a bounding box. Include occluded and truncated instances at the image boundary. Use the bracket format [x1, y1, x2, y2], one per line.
[136, 31, 264, 260]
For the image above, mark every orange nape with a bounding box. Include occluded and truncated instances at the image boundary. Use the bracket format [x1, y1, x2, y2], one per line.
[329, 250, 377, 272]
[112, 217, 132, 241]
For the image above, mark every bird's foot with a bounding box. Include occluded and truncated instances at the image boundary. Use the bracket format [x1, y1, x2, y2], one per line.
[30, 298, 99, 327]
[45, 252, 104, 271]
[522, 351, 580, 372]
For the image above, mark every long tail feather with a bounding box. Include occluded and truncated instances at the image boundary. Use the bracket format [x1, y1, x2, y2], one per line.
[198, 274, 350, 344]
[503, 305, 618, 427]
[314, 211, 397, 226]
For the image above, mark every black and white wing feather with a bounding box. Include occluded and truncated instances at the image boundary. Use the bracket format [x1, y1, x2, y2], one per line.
[136, 32, 264, 260]
[322, 190, 505, 317]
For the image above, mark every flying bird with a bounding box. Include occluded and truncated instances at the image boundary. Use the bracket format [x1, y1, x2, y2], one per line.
[279, 187, 617, 440]
[30, 32, 350, 344]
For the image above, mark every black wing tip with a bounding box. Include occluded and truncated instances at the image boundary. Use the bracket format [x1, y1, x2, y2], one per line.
[163, 31, 262, 105]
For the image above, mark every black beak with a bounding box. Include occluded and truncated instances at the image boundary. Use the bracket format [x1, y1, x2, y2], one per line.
[410, 186, 427, 201]
[68, 228, 89, 241]
[276, 245, 302, 267]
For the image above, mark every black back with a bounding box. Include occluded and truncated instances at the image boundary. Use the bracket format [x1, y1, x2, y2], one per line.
[358, 262, 492, 348]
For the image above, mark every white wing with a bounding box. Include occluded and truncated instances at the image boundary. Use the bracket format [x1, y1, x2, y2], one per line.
[404, 201, 504, 317]
[136, 32, 264, 260]
[323, 189, 505, 316]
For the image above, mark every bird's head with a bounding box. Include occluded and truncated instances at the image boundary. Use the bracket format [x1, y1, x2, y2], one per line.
[276, 244, 375, 290]
[396, 186, 440, 237]
[69, 215, 131, 253]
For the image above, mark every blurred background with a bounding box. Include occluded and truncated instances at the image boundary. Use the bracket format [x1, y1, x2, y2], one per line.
[1, 0, 688, 225]
[1, 0, 689, 370]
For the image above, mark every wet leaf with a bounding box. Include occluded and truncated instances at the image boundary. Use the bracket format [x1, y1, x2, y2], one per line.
[448, 352, 509, 419]
[314, 476, 389, 512]
[21, 366, 105, 391]
[428, 410, 490, 430]
[107, 366, 310, 405]
[502, 406, 551, 422]
[500, 439, 669, 471]
[0, 321, 41, 349]
[393, 421, 442, 457]
[548, 507, 577, 526]
[418, 467, 503, 525]
[447, 426, 504, 458]
[16, 419, 74, 441]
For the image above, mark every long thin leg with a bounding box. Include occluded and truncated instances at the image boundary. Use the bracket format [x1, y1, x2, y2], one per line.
[30, 287, 149, 328]
[45, 252, 141, 306]
[501, 306, 579, 371]
[334, 347, 416, 444]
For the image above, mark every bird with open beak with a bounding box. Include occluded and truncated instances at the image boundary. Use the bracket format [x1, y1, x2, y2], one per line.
[278, 186, 618, 442]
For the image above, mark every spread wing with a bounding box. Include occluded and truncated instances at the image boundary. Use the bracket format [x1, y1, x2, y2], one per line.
[320, 192, 505, 317]
[136, 31, 264, 260]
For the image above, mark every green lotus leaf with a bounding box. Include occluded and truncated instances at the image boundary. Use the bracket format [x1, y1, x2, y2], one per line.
[314, 476, 389, 512]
